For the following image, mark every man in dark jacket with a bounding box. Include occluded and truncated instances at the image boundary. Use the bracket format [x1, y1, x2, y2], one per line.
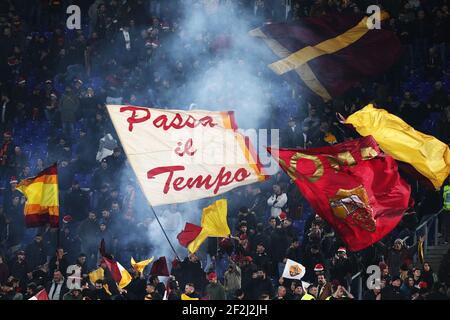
[25, 234, 47, 271]
[247, 269, 274, 300]
[252, 243, 271, 272]
[49, 248, 69, 277]
[103, 147, 125, 175]
[381, 237, 424, 277]
[330, 247, 353, 287]
[302, 245, 327, 283]
[74, 128, 96, 173]
[285, 238, 302, 263]
[178, 253, 206, 294]
[126, 269, 146, 300]
[92, 159, 113, 191]
[46, 270, 69, 300]
[204, 272, 226, 300]
[269, 225, 289, 278]
[5, 195, 25, 251]
[58, 160, 75, 192]
[381, 276, 407, 300]
[77, 212, 99, 268]
[64, 180, 90, 222]
[92, 279, 111, 300]
[59, 86, 79, 139]
[281, 116, 305, 148]
[8, 250, 29, 291]
[246, 185, 267, 224]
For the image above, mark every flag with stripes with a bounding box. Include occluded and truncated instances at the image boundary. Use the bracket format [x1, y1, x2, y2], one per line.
[16, 163, 59, 228]
[250, 12, 402, 101]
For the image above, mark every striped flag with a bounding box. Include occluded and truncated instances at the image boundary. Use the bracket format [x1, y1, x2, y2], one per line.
[16, 164, 59, 228]
[250, 12, 401, 101]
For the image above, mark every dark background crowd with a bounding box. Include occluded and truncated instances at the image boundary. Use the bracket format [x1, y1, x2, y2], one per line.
[0, 0, 449, 300]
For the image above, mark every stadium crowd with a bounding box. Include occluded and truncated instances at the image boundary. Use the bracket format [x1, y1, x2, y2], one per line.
[0, 0, 449, 300]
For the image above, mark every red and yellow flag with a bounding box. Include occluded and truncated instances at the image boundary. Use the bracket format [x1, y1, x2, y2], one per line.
[250, 12, 401, 101]
[16, 164, 59, 228]
[269, 136, 411, 251]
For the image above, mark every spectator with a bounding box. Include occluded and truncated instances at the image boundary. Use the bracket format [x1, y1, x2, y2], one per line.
[247, 268, 274, 300]
[273, 285, 287, 300]
[205, 272, 226, 300]
[46, 270, 68, 301]
[381, 276, 406, 300]
[144, 283, 162, 300]
[59, 86, 80, 140]
[0, 255, 10, 285]
[317, 273, 333, 300]
[330, 247, 353, 288]
[224, 260, 241, 299]
[301, 283, 318, 300]
[328, 284, 354, 300]
[25, 234, 46, 271]
[267, 184, 287, 219]
[380, 237, 423, 277]
[183, 282, 201, 299]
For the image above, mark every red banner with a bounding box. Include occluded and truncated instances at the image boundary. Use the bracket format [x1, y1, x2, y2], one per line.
[269, 136, 411, 251]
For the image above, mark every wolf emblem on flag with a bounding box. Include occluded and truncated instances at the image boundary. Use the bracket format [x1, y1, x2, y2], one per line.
[329, 186, 376, 232]
[289, 264, 303, 277]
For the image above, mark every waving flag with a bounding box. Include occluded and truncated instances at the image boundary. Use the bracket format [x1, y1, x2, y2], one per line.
[99, 239, 132, 288]
[177, 223, 203, 247]
[131, 256, 154, 274]
[187, 199, 231, 253]
[150, 256, 170, 277]
[250, 12, 401, 101]
[269, 136, 411, 251]
[107, 105, 266, 206]
[346, 104, 450, 189]
[16, 163, 59, 228]
[282, 259, 306, 280]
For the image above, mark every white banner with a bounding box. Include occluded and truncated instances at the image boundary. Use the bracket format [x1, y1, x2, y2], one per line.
[107, 105, 265, 206]
[282, 259, 306, 280]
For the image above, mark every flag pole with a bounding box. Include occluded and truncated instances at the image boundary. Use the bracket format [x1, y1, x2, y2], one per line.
[147, 203, 181, 261]
[56, 162, 61, 271]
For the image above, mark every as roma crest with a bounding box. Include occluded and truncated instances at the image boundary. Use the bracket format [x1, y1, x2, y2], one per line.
[289, 264, 303, 277]
[329, 185, 376, 232]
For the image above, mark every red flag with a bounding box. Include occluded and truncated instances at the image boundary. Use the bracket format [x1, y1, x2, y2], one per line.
[150, 256, 170, 276]
[268, 136, 411, 251]
[100, 256, 122, 283]
[29, 289, 49, 300]
[250, 13, 401, 101]
[98, 238, 121, 283]
[177, 223, 203, 247]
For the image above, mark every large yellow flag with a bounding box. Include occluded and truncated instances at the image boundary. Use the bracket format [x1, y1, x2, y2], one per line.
[187, 199, 231, 253]
[131, 256, 154, 274]
[346, 104, 450, 189]
[16, 164, 59, 227]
